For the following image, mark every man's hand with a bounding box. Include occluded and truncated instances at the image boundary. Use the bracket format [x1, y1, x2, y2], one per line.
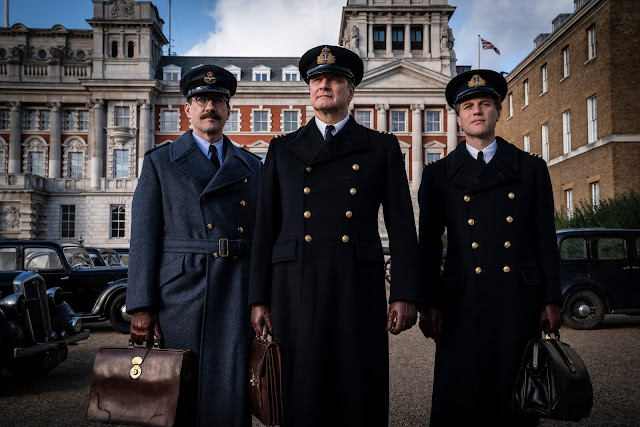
[386, 301, 417, 335]
[130, 310, 164, 346]
[251, 304, 273, 337]
[418, 305, 443, 344]
[539, 303, 561, 332]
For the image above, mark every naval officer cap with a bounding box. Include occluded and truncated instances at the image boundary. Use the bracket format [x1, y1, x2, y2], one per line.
[299, 45, 364, 86]
[445, 69, 508, 109]
[179, 64, 237, 99]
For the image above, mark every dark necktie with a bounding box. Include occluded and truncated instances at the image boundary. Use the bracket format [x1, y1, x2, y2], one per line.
[325, 125, 335, 141]
[478, 151, 486, 166]
[209, 144, 221, 169]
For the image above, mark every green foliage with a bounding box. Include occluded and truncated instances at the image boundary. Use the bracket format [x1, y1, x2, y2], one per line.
[555, 190, 640, 230]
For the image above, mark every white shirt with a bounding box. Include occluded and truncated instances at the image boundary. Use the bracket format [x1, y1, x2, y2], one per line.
[193, 132, 224, 165]
[315, 114, 350, 139]
[466, 139, 497, 163]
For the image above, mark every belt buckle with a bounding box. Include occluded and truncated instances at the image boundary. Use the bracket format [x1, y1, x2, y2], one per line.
[219, 238, 229, 257]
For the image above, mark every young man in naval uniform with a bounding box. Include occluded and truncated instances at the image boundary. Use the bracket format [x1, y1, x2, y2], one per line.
[418, 69, 562, 426]
[127, 65, 262, 426]
[249, 45, 422, 426]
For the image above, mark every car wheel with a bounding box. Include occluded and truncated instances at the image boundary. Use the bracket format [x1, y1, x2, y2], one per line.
[562, 289, 606, 330]
[108, 292, 131, 334]
[384, 257, 392, 284]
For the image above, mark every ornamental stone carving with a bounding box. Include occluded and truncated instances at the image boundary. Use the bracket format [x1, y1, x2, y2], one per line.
[1, 206, 20, 230]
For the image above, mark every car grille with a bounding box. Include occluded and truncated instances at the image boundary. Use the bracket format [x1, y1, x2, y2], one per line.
[14, 274, 52, 345]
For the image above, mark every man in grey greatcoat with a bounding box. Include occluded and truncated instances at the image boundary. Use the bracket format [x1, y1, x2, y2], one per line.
[127, 64, 263, 426]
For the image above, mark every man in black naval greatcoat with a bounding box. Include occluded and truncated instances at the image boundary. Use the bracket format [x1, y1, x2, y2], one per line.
[418, 69, 562, 426]
[249, 45, 422, 427]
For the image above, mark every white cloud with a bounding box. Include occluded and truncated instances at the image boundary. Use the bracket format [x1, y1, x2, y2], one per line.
[186, 0, 346, 57]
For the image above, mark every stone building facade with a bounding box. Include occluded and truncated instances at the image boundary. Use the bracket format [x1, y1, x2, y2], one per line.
[495, 0, 640, 216]
[0, 0, 464, 245]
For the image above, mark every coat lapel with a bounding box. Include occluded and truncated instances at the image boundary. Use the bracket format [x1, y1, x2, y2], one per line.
[170, 130, 216, 190]
[201, 136, 253, 194]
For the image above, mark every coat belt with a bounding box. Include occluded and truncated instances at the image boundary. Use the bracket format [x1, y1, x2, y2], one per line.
[162, 237, 252, 257]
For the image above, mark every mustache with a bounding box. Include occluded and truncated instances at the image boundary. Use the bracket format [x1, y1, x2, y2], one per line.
[200, 112, 223, 120]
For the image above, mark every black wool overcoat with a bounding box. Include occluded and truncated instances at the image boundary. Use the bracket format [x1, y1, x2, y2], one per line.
[249, 117, 422, 427]
[127, 130, 262, 427]
[418, 138, 562, 426]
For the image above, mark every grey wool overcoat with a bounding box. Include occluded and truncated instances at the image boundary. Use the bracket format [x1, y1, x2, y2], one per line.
[249, 117, 422, 427]
[127, 130, 262, 427]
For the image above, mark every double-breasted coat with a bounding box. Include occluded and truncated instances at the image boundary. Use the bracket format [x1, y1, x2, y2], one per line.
[249, 117, 421, 426]
[127, 130, 262, 426]
[418, 137, 562, 426]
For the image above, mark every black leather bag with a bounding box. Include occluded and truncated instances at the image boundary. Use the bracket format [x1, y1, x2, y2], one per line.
[249, 336, 283, 426]
[512, 327, 593, 421]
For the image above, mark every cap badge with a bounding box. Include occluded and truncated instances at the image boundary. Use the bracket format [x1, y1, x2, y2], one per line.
[317, 47, 336, 65]
[468, 74, 487, 88]
[204, 71, 217, 85]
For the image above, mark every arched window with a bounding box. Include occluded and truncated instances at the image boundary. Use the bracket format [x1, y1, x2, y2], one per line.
[111, 41, 118, 58]
[127, 41, 134, 58]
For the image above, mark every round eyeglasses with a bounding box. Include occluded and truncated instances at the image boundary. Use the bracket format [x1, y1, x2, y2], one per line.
[193, 96, 226, 108]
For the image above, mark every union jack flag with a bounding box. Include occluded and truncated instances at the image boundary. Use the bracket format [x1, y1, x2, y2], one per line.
[481, 38, 501, 55]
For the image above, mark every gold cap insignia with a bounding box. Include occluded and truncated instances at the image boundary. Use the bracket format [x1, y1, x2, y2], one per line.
[468, 74, 487, 88]
[317, 47, 336, 65]
[204, 71, 217, 85]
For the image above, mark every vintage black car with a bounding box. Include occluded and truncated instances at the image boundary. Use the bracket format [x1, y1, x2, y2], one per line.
[85, 247, 126, 267]
[0, 240, 130, 333]
[558, 228, 640, 329]
[0, 271, 89, 375]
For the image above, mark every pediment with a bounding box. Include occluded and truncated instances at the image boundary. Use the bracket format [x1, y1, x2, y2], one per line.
[359, 60, 450, 90]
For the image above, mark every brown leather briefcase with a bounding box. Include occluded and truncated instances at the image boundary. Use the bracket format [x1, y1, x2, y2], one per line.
[249, 337, 283, 426]
[86, 345, 193, 427]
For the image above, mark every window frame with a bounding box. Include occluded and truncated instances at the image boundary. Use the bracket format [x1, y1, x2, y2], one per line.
[60, 205, 76, 239]
[282, 110, 300, 133]
[390, 109, 407, 133]
[562, 46, 570, 78]
[566, 188, 574, 219]
[223, 109, 240, 132]
[114, 106, 130, 127]
[113, 149, 129, 178]
[541, 122, 549, 162]
[587, 25, 596, 60]
[252, 109, 270, 132]
[523, 79, 529, 106]
[587, 94, 598, 143]
[160, 109, 180, 132]
[524, 133, 531, 152]
[562, 110, 571, 154]
[110, 204, 126, 239]
[354, 109, 373, 129]
[541, 64, 548, 94]
[425, 110, 442, 133]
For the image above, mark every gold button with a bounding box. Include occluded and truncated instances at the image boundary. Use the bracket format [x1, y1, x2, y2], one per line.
[207, 223, 213, 230]
[200, 195, 206, 201]
[504, 241, 511, 248]
[238, 227, 244, 233]
[464, 195, 470, 202]
[352, 164, 360, 171]
[305, 235, 312, 242]
[233, 256, 238, 260]
[506, 216, 513, 223]
[503, 266, 511, 273]
[350, 188, 357, 195]
[304, 211, 311, 219]
[240, 200, 246, 207]
[468, 219, 475, 226]
[342, 235, 350, 243]
[243, 178, 248, 183]
[304, 187, 311, 194]
[306, 166, 312, 172]
[345, 211, 353, 218]
[508, 192, 515, 199]
[212, 253, 219, 258]
[472, 242, 478, 249]
[475, 267, 482, 274]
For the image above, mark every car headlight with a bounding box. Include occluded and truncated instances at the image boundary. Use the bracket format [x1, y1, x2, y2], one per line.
[68, 316, 83, 334]
[46, 287, 64, 307]
[0, 293, 25, 317]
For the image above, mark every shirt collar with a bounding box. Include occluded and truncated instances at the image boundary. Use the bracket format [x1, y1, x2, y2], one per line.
[466, 139, 498, 163]
[315, 114, 350, 139]
[192, 132, 224, 161]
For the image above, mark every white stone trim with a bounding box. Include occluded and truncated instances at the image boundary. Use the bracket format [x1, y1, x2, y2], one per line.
[424, 109, 443, 133]
[225, 65, 242, 81]
[252, 65, 271, 82]
[251, 108, 271, 132]
[158, 107, 181, 132]
[280, 107, 301, 133]
[62, 136, 88, 179]
[281, 65, 300, 82]
[22, 135, 49, 177]
[224, 108, 242, 132]
[0, 136, 7, 173]
[389, 108, 408, 133]
[162, 64, 182, 82]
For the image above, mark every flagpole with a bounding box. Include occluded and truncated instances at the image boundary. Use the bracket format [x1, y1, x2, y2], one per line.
[478, 35, 481, 69]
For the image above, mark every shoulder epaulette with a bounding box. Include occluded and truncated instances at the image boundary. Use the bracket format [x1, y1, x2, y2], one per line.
[425, 158, 442, 167]
[377, 130, 393, 135]
[145, 141, 171, 156]
[273, 132, 291, 139]
[529, 152, 542, 159]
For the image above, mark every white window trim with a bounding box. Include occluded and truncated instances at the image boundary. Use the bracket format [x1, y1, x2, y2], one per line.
[0, 136, 8, 173]
[281, 108, 301, 133]
[587, 25, 596, 61]
[251, 108, 271, 132]
[224, 108, 242, 132]
[523, 80, 529, 107]
[541, 64, 548, 94]
[389, 108, 408, 133]
[587, 95, 598, 143]
[62, 136, 88, 179]
[0, 109, 10, 131]
[562, 47, 570, 78]
[423, 140, 446, 166]
[591, 181, 600, 207]
[566, 189, 574, 218]
[159, 107, 181, 133]
[281, 65, 300, 82]
[354, 108, 373, 129]
[225, 65, 242, 81]
[523, 133, 530, 152]
[22, 136, 49, 177]
[508, 93, 513, 118]
[424, 109, 443, 133]
[252, 65, 271, 82]
[162, 64, 182, 82]
[562, 110, 571, 154]
[541, 123, 549, 162]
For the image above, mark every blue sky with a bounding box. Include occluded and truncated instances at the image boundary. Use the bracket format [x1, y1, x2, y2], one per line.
[4, 0, 575, 73]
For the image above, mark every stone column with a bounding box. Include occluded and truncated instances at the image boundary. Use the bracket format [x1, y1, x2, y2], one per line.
[137, 99, 151, 177]
[376, 104, 388, 132]
[447, 106, 458, 154]
[368, 22, 374, 58]
[386, 24, 392, 57]
[411, 104, 424, 191]
[404, 24, 411, 57]
[423, 23, 430, 57]
[431, 14, 441, 59]
[8, 102, 21, 174]
[90, 99, 105, 189]
[47, 102, 62, 178]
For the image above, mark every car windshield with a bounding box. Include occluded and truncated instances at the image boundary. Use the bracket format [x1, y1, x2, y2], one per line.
[63, 247, 94, 268]
[100, 250, 124, 267]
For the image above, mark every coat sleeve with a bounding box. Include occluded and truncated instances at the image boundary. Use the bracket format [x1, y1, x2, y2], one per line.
[381, 135, 423, 305]
[417, 163, 446, 310]
[126, 154, 164, 313]
[533, 158, 563, 305]
[248, 139, 282, 306]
